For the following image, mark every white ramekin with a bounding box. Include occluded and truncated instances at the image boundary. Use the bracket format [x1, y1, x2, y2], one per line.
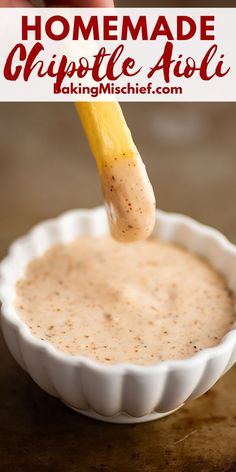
[0, 207, 236, 424]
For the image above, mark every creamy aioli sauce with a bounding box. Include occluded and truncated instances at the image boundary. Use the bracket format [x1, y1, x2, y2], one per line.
[100, 154, 156, 242]
[15, 236, 235, 365]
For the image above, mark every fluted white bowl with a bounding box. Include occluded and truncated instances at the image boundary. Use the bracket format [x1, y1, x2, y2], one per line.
[0, 207, 236, 423]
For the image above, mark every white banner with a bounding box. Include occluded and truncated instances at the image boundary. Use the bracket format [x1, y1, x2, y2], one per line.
[0, 8, 235, 101]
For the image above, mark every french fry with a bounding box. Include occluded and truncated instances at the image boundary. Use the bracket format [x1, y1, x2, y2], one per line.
[76, 101, 156, 242]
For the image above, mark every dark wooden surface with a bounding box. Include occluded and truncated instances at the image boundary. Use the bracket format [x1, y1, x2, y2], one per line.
[1, 101, 236, 471]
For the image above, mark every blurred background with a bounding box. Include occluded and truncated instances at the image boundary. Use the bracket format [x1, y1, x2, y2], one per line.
[1, 101, 236, 259]
[1, 0, 236, 259]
